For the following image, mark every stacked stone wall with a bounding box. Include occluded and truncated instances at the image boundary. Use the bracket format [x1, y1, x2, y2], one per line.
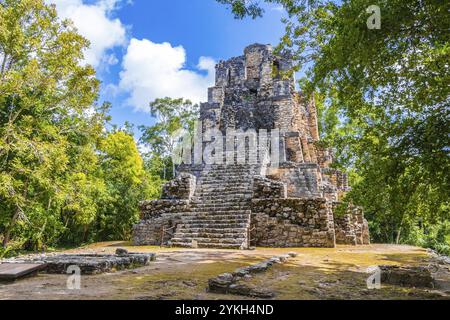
[334, 214, 357, 245]
[161, 173, 196, 200]
[253, 176, 287, 199]
[132, 200, 189, 246]
[333, 204, 370, 245]
[250, 198, 336, 247]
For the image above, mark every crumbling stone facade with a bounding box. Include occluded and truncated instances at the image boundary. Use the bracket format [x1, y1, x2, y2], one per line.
[133, 44, 370, 249]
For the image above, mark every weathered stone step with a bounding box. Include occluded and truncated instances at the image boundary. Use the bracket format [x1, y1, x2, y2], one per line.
[170, 241, 246, 249]
[196, 192, 252, 197]
[193, 196, 252, 202]
[189, 207, 249, 213]
[171, 237, 246, 244]
[207, 164, 257, 168]
[199, 178, 253, 183]
[201, 170, 256, 175]
[182, 215, 250, 224]
[197, 185, 253, 191]
[186, 208, 251, 213]
[198, 183, 252, 188]
[201, 168, 255, 173]
[201, 172, 253, 176]
[181, 220, 249, 226]
[189, 200, 250, 211]
[184, 209, 250, 214]
[200, 172, 253, 180]
[199, 182, 252, 187]
[190, 200, 250, 206]
[191, 198, 250, 204]
[195, 189, 253, 194]
[196, 189, 253, 194]
[194, 194, 252, 199]
[180, 222, 248, 229]
[174, 231, 248, 238]
[184, 209, 251, 214]
[181, 217, 250, 223]
[176, 227, 247, 233]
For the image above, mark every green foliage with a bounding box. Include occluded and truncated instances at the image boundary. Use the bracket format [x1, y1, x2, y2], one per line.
[219, 0, 450, 251]
[0, 0, 101, 249]
[140, 97, 199, 180]
[216, 0, 265, 19]
[405, 220, 450, 256]
[0, 0, 162, 253]
[94, 131, 157, 241]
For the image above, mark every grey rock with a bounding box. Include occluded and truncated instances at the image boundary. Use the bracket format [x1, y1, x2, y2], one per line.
[379, 265, 435, 288]
[115, 248, 129, 257]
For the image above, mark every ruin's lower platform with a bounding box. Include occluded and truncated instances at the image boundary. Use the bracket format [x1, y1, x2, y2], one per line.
[133, 165, 370, 249]
[6, 252, 156, 275]
[0, 263, 47, 282]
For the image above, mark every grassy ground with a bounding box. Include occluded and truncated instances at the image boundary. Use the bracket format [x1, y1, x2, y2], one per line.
[0, 243, 448, 300]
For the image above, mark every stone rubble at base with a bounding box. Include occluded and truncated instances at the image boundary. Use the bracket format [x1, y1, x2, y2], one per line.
[208, 252, 298, 298]
[133, 44, 371, 249]
[3, 249, 156, 275]
[378, 265, 435, 288]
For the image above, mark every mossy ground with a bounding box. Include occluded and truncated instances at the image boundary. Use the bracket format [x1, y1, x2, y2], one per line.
[0, 243, 448, 300]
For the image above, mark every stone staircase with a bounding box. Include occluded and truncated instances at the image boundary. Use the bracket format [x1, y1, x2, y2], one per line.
[171, 164, 258, 249]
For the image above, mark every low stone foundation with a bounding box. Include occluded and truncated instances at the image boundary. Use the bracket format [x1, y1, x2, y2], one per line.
[133, 192, 370, 249]
[379, 265, 435, 288]
[334, 214, 357, 245]
[250, 198, 336, 247]
[334, 204, 370, 245]
[8, 250, 156, 275]
[133, 200, 188, 245]
[208, 252, 298, 298]
[161, 173, 196, 200]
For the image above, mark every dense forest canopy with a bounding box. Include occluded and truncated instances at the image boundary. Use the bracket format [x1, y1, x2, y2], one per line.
[0, 0, 164, 256]
[218, 0, 449, 253]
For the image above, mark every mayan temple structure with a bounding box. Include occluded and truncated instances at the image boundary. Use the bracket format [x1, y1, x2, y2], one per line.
[133, 44, 370, 249]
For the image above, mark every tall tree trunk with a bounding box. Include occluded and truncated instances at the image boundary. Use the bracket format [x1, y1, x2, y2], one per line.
[396, 212, 405, 244]
[3, 181, 29, 249]
[2, 206, 20, 248]
[82, 225, 88, 243]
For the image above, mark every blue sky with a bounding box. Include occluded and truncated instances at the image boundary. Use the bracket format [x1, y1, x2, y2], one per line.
[51, 0, 286, 138]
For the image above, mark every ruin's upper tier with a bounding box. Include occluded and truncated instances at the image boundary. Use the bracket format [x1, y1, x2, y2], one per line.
[217, 44, 293, 86]
[207, 44, 296, 105]
[201, 44, 318, 136]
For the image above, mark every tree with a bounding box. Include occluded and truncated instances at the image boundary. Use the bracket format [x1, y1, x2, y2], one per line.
[140, 97, 199, 180]
[0, 0, 165, 255]
[218, 0, 449, 251]
[95, 131, 155, 241]
[0, 0, 104, 250]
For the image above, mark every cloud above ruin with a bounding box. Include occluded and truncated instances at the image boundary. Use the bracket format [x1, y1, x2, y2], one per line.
[119, 39, 215, 112]
[48, 0, 127, 68]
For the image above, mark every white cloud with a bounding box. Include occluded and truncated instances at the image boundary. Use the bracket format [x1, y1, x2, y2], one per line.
[119, 39, 215, 112]
[271, 5, 284, 12]
[48, 0, 127, 68]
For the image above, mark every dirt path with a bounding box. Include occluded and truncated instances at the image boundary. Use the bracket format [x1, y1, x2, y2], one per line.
[0, 243, 448, 300]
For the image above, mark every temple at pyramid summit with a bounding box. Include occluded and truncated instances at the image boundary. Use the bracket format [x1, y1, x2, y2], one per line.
[133, 44, 370, 249]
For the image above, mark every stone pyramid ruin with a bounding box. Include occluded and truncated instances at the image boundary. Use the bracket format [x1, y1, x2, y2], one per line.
[133, 44, 370, 249]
